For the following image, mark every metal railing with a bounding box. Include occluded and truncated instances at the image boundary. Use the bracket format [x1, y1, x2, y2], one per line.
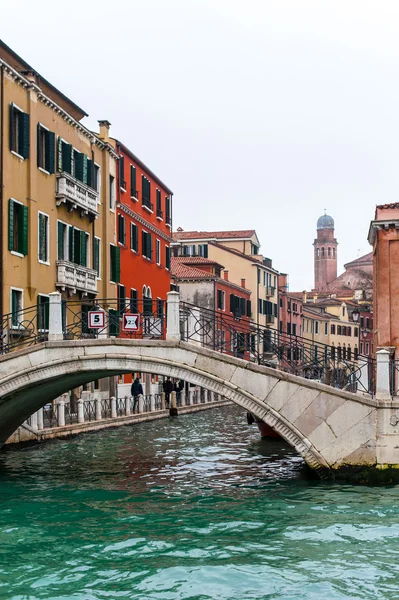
[0, 304, 49, 354]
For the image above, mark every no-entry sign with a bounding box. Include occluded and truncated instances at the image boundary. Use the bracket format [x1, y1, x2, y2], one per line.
[88, 310, 105, 329]
[122, 313, 140, 332]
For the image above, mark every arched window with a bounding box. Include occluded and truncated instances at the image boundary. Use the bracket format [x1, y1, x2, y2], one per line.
[321, 247, 325, 257]
[316, 248, 320, 258]
[347, 345, 352, 361]
[343, 344, 347, 360]
[328, 247, 331, 257]
[143, 286, 153, 315]
[332, 248, 335, 258]
[337, 344, 342, 361]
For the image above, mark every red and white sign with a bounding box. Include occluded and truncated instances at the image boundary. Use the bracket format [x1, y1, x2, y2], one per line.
[122, 313, 140, 332]
[88, 310, 105, 329]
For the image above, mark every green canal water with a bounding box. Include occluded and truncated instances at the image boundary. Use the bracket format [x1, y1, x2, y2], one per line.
[1, 405, 399, 600]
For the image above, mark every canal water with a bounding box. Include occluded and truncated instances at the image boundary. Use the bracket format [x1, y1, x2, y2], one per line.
[1, 405, 399, 600]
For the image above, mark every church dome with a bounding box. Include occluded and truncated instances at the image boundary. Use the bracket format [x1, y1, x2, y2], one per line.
[317, 213, 334, 230]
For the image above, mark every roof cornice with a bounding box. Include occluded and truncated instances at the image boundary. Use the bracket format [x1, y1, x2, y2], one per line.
[117, 202, 172, 242]
[368, 219, 399, 245]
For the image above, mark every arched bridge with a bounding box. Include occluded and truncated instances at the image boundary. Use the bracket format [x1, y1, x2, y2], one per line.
[0, 337, 380, 478]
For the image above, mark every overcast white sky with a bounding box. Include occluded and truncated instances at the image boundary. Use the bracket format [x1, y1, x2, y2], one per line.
[2, 1, 399, 290]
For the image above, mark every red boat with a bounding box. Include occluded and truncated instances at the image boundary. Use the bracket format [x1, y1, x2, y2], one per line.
[247, 412, 281, 439]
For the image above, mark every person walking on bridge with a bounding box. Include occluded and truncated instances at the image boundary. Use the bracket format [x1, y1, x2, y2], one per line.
[131, 377, 143, 413]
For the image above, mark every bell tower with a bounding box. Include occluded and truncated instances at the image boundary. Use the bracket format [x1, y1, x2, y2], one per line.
[313, 212, 338, 291]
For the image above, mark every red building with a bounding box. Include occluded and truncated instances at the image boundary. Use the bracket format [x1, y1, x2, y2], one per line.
[278, 274, 303, 337]
[114, 140, 173, 316]
[171, 256, 252, 357]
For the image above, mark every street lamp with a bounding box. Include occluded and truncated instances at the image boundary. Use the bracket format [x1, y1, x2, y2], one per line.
[352, 309, 360, 323]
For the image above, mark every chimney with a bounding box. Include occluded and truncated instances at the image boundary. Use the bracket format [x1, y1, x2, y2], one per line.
[241, 278, 246, 289]
[223, 270, 229, 281]
[313, 293, 318, 304]
[98, 120, 111, 142]
[303, 290, 307, 304]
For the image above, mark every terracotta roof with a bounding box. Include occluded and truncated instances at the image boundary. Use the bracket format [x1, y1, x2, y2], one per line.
[174, 256, 223, 267]
[291, 290, 356, 299]
[171, 258, 215, 280]
[173, 229, 256, 241]
[376, 203, 399, 210]
[344, 252, 373, 268]
[209, 242, 279, 273]
[303, 307, 332, 320]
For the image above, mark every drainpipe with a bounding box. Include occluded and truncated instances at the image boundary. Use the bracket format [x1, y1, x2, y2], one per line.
[0, 65, 4, 319]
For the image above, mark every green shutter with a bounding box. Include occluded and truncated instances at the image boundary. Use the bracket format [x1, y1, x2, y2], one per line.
[21, 112, 30, 159]
[115, 246, 120, 283]
[9, 105, 15, 152]
[82, 155, 88, 185]
[80, 231, 87, 267]
[75, 152, 84, 182]
[68, 226, 74, 262]
[47, 131, 55, 174]
[109, 308, 119, 336]
[57, 136, 63, 171]
[73, 229, 81, 265]
[94, 238, 100, 276]
[62, 143, 72, 174]
[37, 124, 42, 168]
[21, 206, 28, 255]
[130, 165, 136, 196]
[86, 159, 92, 188]
[58, 221, 64, 260]
[39, 213, 47, 261]
[166, 246, 170, 269]
[8, 199, 14, 251]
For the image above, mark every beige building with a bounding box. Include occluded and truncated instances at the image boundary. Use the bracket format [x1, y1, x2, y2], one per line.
[172, 229, 279, 329]
[0, 42, 118, 334]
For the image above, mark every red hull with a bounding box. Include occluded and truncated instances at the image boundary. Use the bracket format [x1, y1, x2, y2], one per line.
[257, 420, 281, 439]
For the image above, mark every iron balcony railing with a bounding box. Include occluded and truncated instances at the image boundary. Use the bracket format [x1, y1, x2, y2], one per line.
[156, 208, 163, 219]
[142, 197, 154, 211]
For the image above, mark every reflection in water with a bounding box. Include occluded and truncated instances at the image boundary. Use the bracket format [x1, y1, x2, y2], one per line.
[1, 405, 399, 600]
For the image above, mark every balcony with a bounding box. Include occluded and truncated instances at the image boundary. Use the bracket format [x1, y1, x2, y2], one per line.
[266, 314, 275, 324]
[266, 286, 276, 298]
[166, 216, 172, 226]
[56, 172, 99, 219]
[56, 260, 98, 296]
[142, 197, 154, 212]
[156, 208, 163, 219]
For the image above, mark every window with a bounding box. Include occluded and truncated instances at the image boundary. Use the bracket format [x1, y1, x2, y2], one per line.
[230, 294, 246, 318]
[165, 196, 171, 225]
[366, 342, 370, 355]
[316, 248, 320, 257]
[57, 138, 72, 174]
[118, 214, 126, 245]
[9, 104, 29, 158]
[337, 345, 342, 360]
[142, 231, 153, 259]
[156, 189, 162, 218]
[217, 289, 225, 310]
[110, 175, 115, 210]
[342, 306, 346, 317]
[130, 223, 138, 252]
[57, 221, 67, 260]
[279, 320, 283, 333]
[292, 323, 297, 336]
[143, 286, 153, 315]
[347, 346, 352, 360]
[130, 165, 137, 198]
[37, 295, 49, 332]
[198, 244, 208, 258]
[118, 284, 126, 314]
[342, 326, 346, 336]
[94, 237, 100, 278]
[347, 326, 351, 336]
[279, 297, 283, 308]
[130, 288, 138, 313]
[328, 247, 331, 257]
[110, 244, 120, 283]
[71, 228, 89, 267]
[366, 317, 370, 329]
[331, 344, 336, 360]
[156, 239, 161, 265]
[165, 246, 170, 270]
[315, 321, 319, 334]
[8, 199, 28, 255]
[252, 243, 259, 255]
[354, 346, 359, 360]
[119, 157, 126, 190]
[93, 164, 100, 192]
[354, 327, 359, 337]
[37, 124, 55, 173]
[38, 212, 49, 263]
[73, 151, 92, 185]
[321, 248, 325, 257]
[287, 322, 291, 335]
[337, 325, 342, 335]
[142, 175, 152, 210]
[325, 322, 328, 335]
[246, 300, 252, 318]
[360, 342, 364, 354]
[157, 298, 164, 318]
[11, 289, 23, 327]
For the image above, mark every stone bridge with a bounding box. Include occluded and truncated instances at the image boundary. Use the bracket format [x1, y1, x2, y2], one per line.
[1, 337, 396, 478]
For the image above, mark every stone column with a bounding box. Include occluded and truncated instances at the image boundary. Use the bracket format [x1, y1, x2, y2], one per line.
[111, 396, 117, 419]
[189, 389, 194, 405]
[150, 394, 155, 412]
[48, 292, 63, 341]
[166, 291, 181, 341]
[161, 392, 166, 410]
[138, 394, 144, 414]
[95, 396, 102, 421]
[170, 390, 178, 416]
[30, 411, 38, 431]
[203, 389, 208, 403]
[78, 399, 84, 423]
[37, 408, 44, 430]
[125, 396, 131, 416]
[209, 390, 214, 403]
[57, 400, 65, 427]
[376, 348, 392, 400]
[180, 389, 186, 407]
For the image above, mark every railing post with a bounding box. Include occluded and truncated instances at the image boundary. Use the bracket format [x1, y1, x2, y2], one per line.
[125, 396, 131, 416]
[138, 394, 144, 413]
[150, 394, 155, 412]
[209, 390, 214, 403]
[95, 395, 102, 421]
[78, 398, 84, 423]
[170, 390, 178, 416]
[37, 408, 44, 430]
[161, 392, 166, 410]
[180, 389, 186, 407]
[376, 348, 392, 400]
[166, 291, 181, 341]
[48, 292, 63, 341]
[203, 389, 208, 403]
[189, 389, 194, 405]
[111, 396, 117, 418]
[57, 400, 65, 427]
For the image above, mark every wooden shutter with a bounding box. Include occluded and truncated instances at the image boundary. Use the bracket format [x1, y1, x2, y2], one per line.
[37, 124, 42, 168]
[82, 155, 88, 184]
[57, 221, 64, 260]
[68, 226, 74, 262]
[8, 199, 14, 251]
[132, 224, 138, 251]
[142, 231, 146, 257]
[47, 131, 55, 174]
[86, 159, 92, 188]
[39, 214, 47, 261]
[94, 238, 100, 276]
[80, 230, 87, 267]
[73, 228, 81, 264]
[130, 165, 136, 196]
[115, 246, 120, 282]
[75, 152, 84, 182]
[57, 136, 63, 171]
[21, 112, 30, 158]
[246, 300, 251, 318]
[203, 244, 208, 258]
[21, 206, 29, 255]
[148, 234, 152, 259]
[130, 288, 138, 312]
[166, 246, 170, 269]
[230, 294, 235, 313]
[9, 105, 15, 151]
[62, 143, 72, 174]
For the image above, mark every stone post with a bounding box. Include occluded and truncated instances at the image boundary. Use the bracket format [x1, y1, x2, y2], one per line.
[150, 394, 155, 412]
[189, 389, 194, 405]
[57, 400, 65, 427]
[180, 389, 186, 407]
[125, 396, 131, 416]
[48, 292, 63, 341]
[138, 394, 144, 414]
[203, 389, 208, 403]
[376, 348, 392, 400]
[95, 395, 102, 421]
[161, 392, 166, 410]
[111, 396, 117, 419]
[30, 411, 38, 431]
[170, 390, 178, 416]
[77, 399, 84, 423]
[209, 390, 214, 403]
[37, 408, 44, 430]
[166, 291, 181, 341]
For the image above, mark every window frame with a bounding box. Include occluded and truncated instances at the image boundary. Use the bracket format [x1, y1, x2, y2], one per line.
[37, 293, 50, 332]
[38, 210, 50, 265]
[156, 238, 161, 265]
[10, 287, 24, 328]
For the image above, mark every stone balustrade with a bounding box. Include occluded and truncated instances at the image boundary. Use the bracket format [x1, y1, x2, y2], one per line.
[56, 172, 99, 218]
[56, 260, 98, 295]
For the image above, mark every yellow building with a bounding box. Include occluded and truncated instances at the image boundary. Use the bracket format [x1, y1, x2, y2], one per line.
[172, 229, 279, 328]
[0, 42, 118, 332]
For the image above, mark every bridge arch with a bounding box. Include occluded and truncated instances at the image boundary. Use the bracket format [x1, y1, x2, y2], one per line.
[0, 339, 377, 478]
